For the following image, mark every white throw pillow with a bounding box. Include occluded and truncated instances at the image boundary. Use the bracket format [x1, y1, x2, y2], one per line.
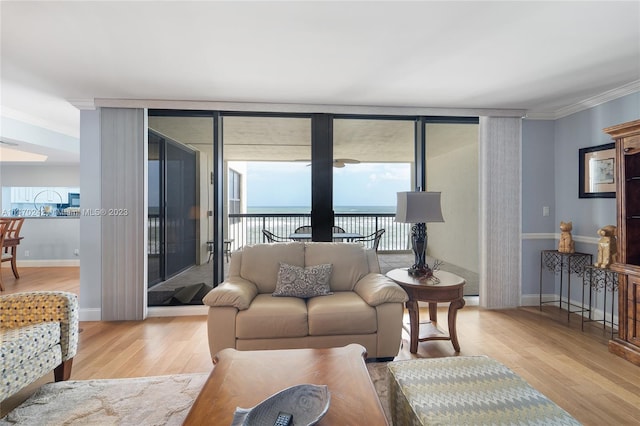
[273, 263, 333, 298]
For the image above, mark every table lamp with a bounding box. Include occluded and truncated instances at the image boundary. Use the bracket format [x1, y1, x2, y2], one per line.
[395, 191, 444, 278]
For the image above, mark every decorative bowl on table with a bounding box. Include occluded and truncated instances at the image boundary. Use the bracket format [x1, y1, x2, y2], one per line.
[230, 383, 330, 426]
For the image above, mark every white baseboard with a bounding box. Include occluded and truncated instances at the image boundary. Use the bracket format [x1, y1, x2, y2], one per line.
[521, 293, 618, 325]
[522, 293, 547, 306]
[79, 306, 209, 321]
[17, 259, 80, 267]
[79, 308, 101, 321]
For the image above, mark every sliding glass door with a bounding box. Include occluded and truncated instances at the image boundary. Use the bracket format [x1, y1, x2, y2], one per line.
[223, 115, 312, 244]
[147, 129, 197, 286]
[145, 110, 479, 297]
[423, 121, 480, 295]
[332, 117, 414, 249]
[164, 139, 197, 277]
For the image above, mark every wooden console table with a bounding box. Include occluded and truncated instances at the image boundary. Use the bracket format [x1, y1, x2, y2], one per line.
[386, 268, 465, 353]
[539, 250, 592, 322]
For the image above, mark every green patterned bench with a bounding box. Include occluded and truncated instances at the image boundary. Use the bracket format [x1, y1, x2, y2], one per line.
[1, 291, 79, 401]
[388, 356, 580, 425]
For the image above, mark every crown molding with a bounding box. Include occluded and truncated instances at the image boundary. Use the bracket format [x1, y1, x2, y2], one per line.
[526, 80, 640, 120]
[92, 98, 526, 118]
[68, 99, 96, 110]
[72, 81, 639, 121]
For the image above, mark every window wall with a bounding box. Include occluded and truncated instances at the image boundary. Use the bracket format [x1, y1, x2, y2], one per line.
[223, 115, 312, 243]
[333, 118, 414, 249]
[145, 110, 478, 295]
[424, 122, 480, 276]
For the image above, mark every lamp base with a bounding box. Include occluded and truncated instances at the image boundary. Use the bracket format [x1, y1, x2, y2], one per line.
[408, 264, 433, 278]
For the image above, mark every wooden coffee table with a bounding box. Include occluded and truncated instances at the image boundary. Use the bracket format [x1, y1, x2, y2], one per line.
[386, 268, 466, 353]
[183, 343, 388, 425]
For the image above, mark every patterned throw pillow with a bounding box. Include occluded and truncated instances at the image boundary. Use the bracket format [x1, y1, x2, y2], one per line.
[273, 263, 333, 298]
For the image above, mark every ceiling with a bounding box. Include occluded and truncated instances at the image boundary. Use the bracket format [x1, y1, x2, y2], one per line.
[1, 1, 639, 163]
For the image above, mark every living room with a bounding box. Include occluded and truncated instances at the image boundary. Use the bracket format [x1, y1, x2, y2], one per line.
[1, 1, 640, 424]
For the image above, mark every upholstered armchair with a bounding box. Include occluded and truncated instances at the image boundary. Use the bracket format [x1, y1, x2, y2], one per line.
[0, 291, 79, 400]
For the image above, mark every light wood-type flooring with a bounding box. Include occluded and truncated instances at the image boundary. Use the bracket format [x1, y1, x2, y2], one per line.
[1, 267, 639, 424]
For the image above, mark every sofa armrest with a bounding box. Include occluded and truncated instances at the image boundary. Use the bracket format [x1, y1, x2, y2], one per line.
[0, 291, 79, 360]
[202, 278, 258, 310]
[354, 273, 408, 307]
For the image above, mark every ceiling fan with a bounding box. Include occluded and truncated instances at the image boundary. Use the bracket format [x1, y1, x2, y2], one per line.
[332, 158, 360, 168]
[299, 158, 361, 168]
[0, 138, 19, 146]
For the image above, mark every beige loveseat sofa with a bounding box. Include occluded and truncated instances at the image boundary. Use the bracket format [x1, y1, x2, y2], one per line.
[203, 242, 408, 359]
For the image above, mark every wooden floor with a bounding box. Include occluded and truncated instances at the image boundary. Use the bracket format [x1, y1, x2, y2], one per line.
[2, 267, 640, 424]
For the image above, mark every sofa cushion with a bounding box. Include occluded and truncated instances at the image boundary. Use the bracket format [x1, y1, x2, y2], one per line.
[273, 263, 333, 298]
[304, 243, 370, 292]
[240, 242, 305, 294]
[307, 292, 377, 336]
[236, 294, 308, 339]
[1, 322, 61, 370]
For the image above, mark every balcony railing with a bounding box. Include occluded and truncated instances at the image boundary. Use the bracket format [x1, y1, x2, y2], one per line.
[226, 212, 412, 253]
[148, 212, 413, 268]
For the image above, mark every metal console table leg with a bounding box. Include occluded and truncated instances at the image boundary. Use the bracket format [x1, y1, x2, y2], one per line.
[582, 265, 619, 337]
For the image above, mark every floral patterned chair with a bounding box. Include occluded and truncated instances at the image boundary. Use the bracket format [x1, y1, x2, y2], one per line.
[0, 291, 79, 400]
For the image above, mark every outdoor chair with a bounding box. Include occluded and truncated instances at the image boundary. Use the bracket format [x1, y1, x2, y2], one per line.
[294, 225, 347, 241]
[332, 225, 346, 241]
[262, 229, 289, 243]
[353, 229, 385, 251]
[294, 225, 312, 234]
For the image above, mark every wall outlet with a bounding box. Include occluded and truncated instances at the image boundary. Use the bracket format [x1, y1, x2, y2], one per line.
[24, 250, 30, 257]
[73, 249, 80, 256]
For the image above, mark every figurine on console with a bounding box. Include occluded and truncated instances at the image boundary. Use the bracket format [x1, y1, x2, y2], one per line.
[558, 221, 575, 253]
[594, 225, 617, 268]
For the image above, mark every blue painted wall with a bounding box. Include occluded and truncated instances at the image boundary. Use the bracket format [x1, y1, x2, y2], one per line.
[521, 92, 640, 311]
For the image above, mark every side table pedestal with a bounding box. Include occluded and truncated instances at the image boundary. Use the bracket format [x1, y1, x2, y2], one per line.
[386, 268, 465, 353]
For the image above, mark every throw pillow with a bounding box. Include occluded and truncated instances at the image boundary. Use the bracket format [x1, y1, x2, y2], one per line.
[273, 263, 333, 298]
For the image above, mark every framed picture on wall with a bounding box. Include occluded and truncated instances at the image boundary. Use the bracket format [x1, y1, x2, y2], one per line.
[578, 143, 616, 198]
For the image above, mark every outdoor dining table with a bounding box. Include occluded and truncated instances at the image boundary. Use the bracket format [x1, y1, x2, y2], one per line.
[288, 232, 362, 242]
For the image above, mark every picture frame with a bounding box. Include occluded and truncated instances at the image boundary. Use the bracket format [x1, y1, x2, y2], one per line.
[578, 143, 616, 198]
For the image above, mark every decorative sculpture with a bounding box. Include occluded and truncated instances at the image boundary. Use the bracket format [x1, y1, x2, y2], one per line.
[558, 221, 576, 253]
[594, 225, 617, 268]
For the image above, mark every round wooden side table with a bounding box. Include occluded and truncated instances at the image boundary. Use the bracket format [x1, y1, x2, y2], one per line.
[386, 268, 466, 353]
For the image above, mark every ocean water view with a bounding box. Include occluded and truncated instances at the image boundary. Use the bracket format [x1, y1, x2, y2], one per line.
[234, 206, 407, 251]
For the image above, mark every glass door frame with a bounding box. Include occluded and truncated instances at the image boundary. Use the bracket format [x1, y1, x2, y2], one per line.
[148, 109, 479, 287]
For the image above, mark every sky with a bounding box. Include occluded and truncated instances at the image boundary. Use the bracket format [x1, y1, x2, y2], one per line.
[246, 162, 411, 208]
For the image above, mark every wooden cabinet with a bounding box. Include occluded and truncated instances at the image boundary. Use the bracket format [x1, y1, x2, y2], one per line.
[606, 119, 640, 366]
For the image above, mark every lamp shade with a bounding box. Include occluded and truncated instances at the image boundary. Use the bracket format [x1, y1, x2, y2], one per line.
[395, 191, 444, 223]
